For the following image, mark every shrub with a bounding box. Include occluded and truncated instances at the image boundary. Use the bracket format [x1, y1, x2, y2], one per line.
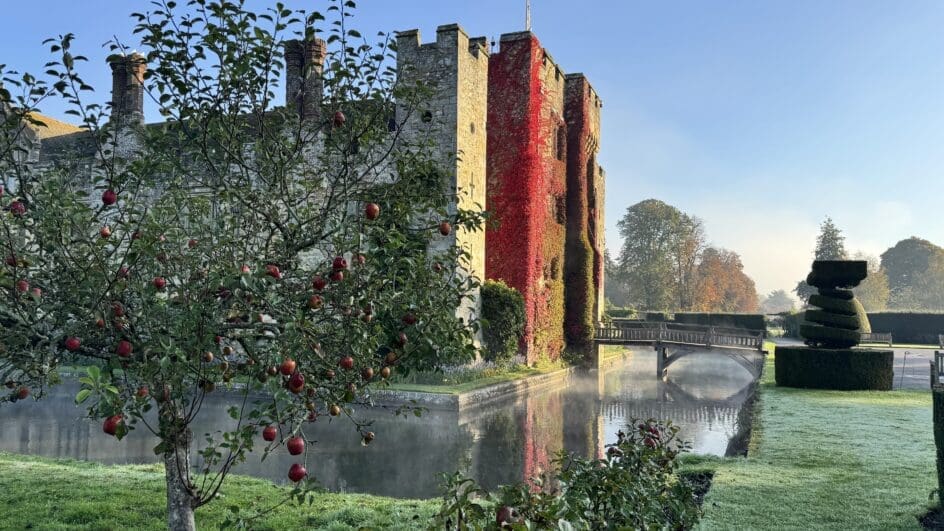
[778, 311, 804, 338]
[674, 312, 765, 331]
[607, 308, 637, 319]
[933, 389, 944, 502]
[645, 311, 670, 322]
[775, 347, 893, 390]
[481, 280, 526, 365]
[430, 420, 701, 530]
[867, 312, 944, 345]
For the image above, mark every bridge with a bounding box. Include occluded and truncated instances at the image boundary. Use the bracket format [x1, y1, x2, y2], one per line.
[594, 320, 768, 379]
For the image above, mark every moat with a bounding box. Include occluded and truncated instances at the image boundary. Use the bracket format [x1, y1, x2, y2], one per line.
[0, 350, 761, 498]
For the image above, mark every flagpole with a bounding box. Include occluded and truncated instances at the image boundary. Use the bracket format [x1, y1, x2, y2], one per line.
[526, 0, 532, 31]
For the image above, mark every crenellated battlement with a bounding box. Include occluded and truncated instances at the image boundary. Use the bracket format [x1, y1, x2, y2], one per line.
[396, 24, 489, 64]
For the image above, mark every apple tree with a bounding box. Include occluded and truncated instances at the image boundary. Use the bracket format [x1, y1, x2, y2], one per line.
[0, 1, 482, 529]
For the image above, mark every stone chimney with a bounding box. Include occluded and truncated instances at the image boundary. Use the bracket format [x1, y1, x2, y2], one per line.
[108, 53, 146, 126]
[284, 38, 326, 122]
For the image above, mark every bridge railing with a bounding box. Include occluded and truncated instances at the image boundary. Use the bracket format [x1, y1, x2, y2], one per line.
[596, 321, 765, 351]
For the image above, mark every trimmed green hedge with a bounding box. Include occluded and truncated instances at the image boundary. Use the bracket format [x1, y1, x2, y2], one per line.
[934, 389, 944, 500]
[775, 347, 893, 390]
[645, 312, 670, 322]
[673, 312, 765, 331]
[607, 308, 637, 319]
[481, 280, 525, 365]
[867, 312, 944, 345]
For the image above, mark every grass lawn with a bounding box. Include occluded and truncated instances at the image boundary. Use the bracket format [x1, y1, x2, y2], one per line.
[700, 349, 936, 530]
[0, 452, 437, 529]
[385, 362, 567, 395]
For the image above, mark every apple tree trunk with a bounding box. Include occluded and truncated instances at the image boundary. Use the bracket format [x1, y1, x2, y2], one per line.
[161, 406, 199, 531]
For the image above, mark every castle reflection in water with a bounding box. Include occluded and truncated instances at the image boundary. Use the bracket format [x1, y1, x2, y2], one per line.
[0, 350, 758, 498]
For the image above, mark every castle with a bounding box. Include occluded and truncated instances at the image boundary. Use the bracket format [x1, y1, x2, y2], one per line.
[24, 24, 605, 365]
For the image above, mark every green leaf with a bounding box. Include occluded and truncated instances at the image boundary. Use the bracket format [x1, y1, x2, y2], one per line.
[74, 389, 91, 404]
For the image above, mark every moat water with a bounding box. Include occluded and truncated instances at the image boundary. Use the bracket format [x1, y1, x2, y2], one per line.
[0, 350, 760, 498]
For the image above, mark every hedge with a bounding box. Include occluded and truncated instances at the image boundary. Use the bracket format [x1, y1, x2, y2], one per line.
[774, 347, 893, 390]
[867, 312, 944, 345]
[481, 280, 526, 365]
[673, 312, 765, 331]
[645, 312, 670, 322]
[607, 308, 637, 319]
[934, 389, 944, 500]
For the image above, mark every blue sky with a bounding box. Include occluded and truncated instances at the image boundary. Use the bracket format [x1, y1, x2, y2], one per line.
[3, 1, 942, 296]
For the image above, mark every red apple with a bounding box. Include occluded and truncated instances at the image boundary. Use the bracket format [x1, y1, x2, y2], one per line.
[15, 387, 29, 400]
[288, 463, 307, 482]
[397, 332, 408, 346]
[339, 356, 354, 370]
[117, 267, 130, 279]
[15, 279, 29, 293]
[5, 255, 17, 267]
[187, 239, 198, 248]
[332, 256, 347, 270]
[280, 358, 296, 376]
[9, 201, 26, 217]
[64, 337, 81, 352]
[497, 506, 516, 527]
[333, 110, 346, 128]
[286, 436, 305, 455]
[324, 369, 335, 380]
[363, 431, 375, 445]
[288, 372, 305, 394]
[265, 264, 281, 279]
[202, 352, 214, 363]
[312, 275, 326, 290]
[355, 253, 366, 266]
[153, 276, 166, 290]
[30, 287, 41, 298]
[380, 366, 391, 379]
[262, 425, 277, 442]
[364, 202, 380, 220]
[112, 302, 125, 317]
[95, 318, 106, 329]
[361, 367, 374, 381]
[131, 230, 142, 240]
[644, 437, 656, 448]
[116, 340, 133, 358]
[433, 262, 443, 273]
[329, 404, 341, 416]
[330, 271, 344, 282]
[101, 189, 117, 206]
[136, 386, 149, 398]
[103, 415, 123, 436]
[240, 264, 251, 274]
[402, 313, 417, 326]
[308, 295, 323, 309]
[439, 221, 452, 236]
[99, 226, 112, 239]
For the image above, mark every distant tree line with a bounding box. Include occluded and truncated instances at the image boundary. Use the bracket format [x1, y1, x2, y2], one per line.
[793, 217, 944, 311]
[606, 199, 758, 313]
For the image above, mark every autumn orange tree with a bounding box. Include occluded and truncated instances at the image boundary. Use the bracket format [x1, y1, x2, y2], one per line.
[0, 1, 482, 529]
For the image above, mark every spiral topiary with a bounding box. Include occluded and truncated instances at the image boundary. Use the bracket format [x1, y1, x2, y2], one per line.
[801, 260, 868, 348]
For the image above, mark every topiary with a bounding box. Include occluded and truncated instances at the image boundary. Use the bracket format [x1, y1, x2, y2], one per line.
[481, 280, 526, 365]
[802, 260, 868, 348]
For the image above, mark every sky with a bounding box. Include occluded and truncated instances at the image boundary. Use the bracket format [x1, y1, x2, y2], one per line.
[2, 0, 942, 297]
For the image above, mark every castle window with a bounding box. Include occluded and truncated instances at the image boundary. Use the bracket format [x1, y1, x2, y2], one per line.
[470, 122, 476, 134]
[556, 126, 566, 161]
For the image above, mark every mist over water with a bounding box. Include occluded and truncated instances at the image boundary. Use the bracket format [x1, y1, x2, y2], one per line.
[0, 350, 759, 498]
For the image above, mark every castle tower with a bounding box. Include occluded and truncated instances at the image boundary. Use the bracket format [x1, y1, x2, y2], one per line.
[485, 32, 568, 364]
[563, 74, 604, 358]
[395, 25, 489, 335]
